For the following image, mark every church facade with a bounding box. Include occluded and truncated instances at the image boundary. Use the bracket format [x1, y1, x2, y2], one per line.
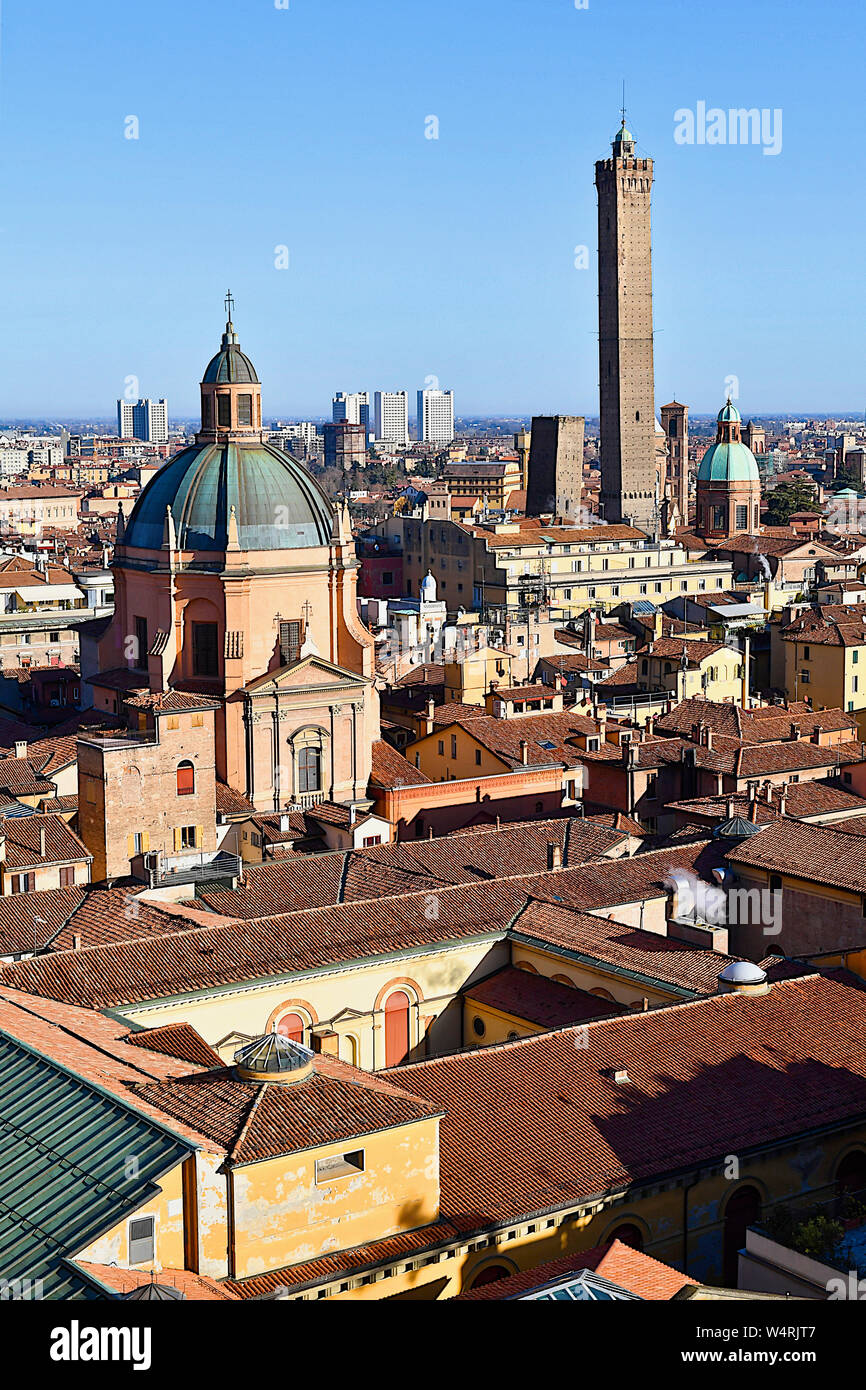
[88, 303, 379, 811]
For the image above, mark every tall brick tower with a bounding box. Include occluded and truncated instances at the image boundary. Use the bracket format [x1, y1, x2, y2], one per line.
[595, 120, 657, 531]
[661, 400, 689, 523]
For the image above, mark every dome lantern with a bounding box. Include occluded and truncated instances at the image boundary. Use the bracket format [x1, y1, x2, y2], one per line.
[198, 292, 263, 442]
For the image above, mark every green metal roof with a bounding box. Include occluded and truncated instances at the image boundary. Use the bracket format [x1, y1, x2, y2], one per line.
[202, 345, 259, 385]
[0, 1033, 194, 1299]
[697, 440, 760, 484]
[122, 440, 335, 552]
[717, 400, 741, 424]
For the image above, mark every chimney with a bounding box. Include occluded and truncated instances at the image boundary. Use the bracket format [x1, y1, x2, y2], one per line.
[789, 722, 801, 741]
[779, 785, 787, 815]
[547, 841, 563, 870]
[279, 813, 290, 832]
[645, 714, 655, 737]
[14, 740, 26, 760]
[765, 781, 773, 804]
[598, 714, 607, 743]
[39, 824, 46, 858]
[704, 727, 714, 751]
[72, 933, 82, 950]
[495, 815, 501, 830]
[726, 797, 735, 818]
[520, 739, 529, 765]
[425, 697, 435, 735]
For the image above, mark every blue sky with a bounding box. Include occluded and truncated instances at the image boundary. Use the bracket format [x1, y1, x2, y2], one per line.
[0, 0, 863, 419]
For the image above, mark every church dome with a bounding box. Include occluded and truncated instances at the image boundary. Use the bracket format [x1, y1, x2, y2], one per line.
[122, 441, 335, 552]
[717, 400, 741, 424]
[697, 440, 760, 484]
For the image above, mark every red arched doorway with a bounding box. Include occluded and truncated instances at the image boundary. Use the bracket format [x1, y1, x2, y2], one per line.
[608, 1223, 643, 1251]
[276, 1013, 304, 1043]
[723, 1186, 761, 1287]
[384, 991, 411, 1066]
[470, 1263, 511, 1289]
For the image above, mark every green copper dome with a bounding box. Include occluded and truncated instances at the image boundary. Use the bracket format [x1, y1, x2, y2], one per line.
[202, 328, 259, 385]
[717, 400, 741, 424]
[122, 441, 335, 552]
[697, 440, 760, 484]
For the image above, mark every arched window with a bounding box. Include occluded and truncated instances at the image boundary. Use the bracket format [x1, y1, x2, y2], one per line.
[837, 1151, 866, 1200]
[176, 761, 195, 796]
[469, 1263, 511, 1289]
[340, 1034, 360, 1067]
[384, 990, 411, 1067]
[589, 987, 615, 1001]
[552, 974, 575, 987]
[608, 1223, 643, 1251]
[276, 1012, 305, 1043]
[723, 1185, 760, 1286]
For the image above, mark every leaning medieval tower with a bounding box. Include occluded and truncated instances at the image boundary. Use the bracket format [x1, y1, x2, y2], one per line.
[595, 121, 657, 531]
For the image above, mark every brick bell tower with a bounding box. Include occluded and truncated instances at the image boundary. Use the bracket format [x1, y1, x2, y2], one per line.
[595, 119, 657, 532]
[661, 400, 689, 525]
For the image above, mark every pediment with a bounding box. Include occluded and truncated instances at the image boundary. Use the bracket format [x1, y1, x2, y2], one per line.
[246, 654, 369, 694]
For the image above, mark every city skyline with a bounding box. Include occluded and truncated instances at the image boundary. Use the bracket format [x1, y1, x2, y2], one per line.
[1, 0, 863, 418]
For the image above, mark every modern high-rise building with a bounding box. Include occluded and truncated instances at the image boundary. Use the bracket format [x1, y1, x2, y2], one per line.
[660, 401, 689, 524]
[526, 416, 585, 518]
[417, 388, 454, 445]
[373, 391, 409, 447]
[332, 391, 371, 431]
[117, 398, 169, 445]
[595, 121, 657, 531]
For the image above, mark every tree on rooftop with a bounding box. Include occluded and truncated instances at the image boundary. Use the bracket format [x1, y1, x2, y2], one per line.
[765, 479, 817, 526]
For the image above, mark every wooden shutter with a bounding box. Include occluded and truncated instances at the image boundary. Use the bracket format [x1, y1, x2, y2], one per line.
[384, 991, 410, 1067]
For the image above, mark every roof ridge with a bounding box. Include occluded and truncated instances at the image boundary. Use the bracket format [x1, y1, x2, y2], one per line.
[229, 1079, 268, 1162]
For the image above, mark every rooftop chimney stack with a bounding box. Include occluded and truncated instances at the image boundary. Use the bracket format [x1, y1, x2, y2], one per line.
[547, 842, 563, 870]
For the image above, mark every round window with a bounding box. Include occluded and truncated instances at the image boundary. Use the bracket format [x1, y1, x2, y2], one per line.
[472, 1016, 486, 1038]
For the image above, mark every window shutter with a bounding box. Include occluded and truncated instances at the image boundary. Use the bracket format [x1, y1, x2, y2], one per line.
[173, 827, 182, 853]
[279, 620, 302, 665]
[196, 826, 203, 848]
[127, 834, 135, 859]
[142, 832, 150, 852]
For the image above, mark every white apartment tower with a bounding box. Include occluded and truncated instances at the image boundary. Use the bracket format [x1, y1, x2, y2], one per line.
[373, 390, 409, 447]
[332, 391, 371, 430]
[417, 387, 454, 445]
[117, 398, 169, 444]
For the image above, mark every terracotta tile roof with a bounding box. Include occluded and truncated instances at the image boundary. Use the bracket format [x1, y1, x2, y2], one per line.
[47, 885, 217, 951]
[223, 1220, 460, 1299]
[539, 652, 611, 675]
[198, 818, 627, 920]
[668, 783, 866, 824]
[465, 966, 627, 1027]
[370, 738, 431, 787]
[594, 659, 642, 689]
[395, 975, 866, 1232]
[0, 986, 218, 1149]
[489, 684, 556, 701]
[125, 1022, 223, 1069]
[74, 1263, 237, 1301]
[433, 709, 605, 769]
[456, 1238, 696, 1300]
[643, 637, 728, 663]
[135, 1053, 440, 1165]
[0, 813, 90, 870]
[656, 697, 858, 744]
[123, 689, 220, 712]
[396, 664, 446, 687]
[0, 886, 86, 957]
[582, 812, 647, 837]
[725, 819, 866, 894]
[0, 879, 531, 1009]
[782, 603, 866, 648]
[511, 900, 732, 996]
[215, 780, 256, 817]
